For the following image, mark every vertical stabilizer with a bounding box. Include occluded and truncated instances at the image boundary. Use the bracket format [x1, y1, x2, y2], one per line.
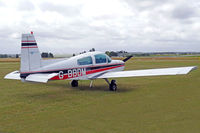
[20, 32, 41, 72]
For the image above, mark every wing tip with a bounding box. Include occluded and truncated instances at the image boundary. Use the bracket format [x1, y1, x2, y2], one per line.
[192, 66, 198, 70]
[187, 66, 198, 74]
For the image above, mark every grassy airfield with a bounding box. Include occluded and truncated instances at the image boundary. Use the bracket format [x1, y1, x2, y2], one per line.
[0, 57, 200, 133]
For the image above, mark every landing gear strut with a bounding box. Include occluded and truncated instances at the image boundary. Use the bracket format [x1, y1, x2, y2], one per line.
[104, 78, 117, 91]
[90, 80, 94, 88]
[71, 80, 78, 87]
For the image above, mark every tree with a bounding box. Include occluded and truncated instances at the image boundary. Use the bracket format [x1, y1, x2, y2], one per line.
[16, 54, 19, 58]
[3, 54, 8, 58]
[105, 51, 110, 57]
[49, 53, 54, 58]
[109, 51, 118, 57]
[41, 52, 48, 58]
[89, 48, 95, 52]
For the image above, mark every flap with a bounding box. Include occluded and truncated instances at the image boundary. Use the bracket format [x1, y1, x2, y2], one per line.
[25, 73, 58, 83]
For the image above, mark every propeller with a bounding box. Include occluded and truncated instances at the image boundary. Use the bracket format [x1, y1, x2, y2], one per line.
[122, 55, 133, 62]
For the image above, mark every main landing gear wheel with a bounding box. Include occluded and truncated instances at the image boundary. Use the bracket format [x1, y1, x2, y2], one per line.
[71, 80, 78, 87]
[104, 79, 117, 91]
[109, 80, 117, 91]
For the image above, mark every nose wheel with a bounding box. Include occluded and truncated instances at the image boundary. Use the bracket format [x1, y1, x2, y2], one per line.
[104, 78, 117, 91]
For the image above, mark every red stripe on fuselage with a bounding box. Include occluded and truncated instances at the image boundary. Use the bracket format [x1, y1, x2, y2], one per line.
[50, 64, 124, 80]
[86, 65, 123, 75]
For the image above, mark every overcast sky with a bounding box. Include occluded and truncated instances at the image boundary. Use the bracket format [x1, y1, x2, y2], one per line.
[0, 0, 200, 54]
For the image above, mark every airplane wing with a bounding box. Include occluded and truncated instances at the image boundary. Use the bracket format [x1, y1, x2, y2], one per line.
[97, 66, 197, 79]
[4, 71, 58, 83]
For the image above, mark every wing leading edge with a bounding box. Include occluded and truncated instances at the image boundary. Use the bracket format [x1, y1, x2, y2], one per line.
[97, 66, 197, 79]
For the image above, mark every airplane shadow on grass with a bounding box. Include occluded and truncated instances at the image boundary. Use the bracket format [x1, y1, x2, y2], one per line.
[18, 82, 140, 102]
[45, 81, 138, 93]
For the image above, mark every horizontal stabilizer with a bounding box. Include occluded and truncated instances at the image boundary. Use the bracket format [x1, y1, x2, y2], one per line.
[25, 73, 58, 83]
[97, 66, 197, 79]
[4, 71, 21, 80]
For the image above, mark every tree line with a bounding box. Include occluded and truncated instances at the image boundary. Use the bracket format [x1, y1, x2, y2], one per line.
[0, 52, 54, 58]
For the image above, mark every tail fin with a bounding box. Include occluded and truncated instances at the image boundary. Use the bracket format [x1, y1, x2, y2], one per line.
[20, 32, 41, 72]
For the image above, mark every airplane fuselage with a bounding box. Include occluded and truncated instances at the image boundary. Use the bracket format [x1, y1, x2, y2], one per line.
[20, 51, 125, 80]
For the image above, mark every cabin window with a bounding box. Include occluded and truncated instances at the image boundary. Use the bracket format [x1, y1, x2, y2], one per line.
[77, 56, 93, 65]
[95, 54, 107, 64]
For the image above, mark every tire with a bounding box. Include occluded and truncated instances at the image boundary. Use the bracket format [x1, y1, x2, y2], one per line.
[71, 80, 78, 87]
[109, 80, 117, 91]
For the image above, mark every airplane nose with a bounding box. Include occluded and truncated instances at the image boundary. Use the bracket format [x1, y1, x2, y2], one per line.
[120, 60, 125, 64]
[112, 60, 124, 64]
[116, 60, 125, 65]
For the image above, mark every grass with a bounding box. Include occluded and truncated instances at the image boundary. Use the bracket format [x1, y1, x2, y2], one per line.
[0, 57, 200, 133]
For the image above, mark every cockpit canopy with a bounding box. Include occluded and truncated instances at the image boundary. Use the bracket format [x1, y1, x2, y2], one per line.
[77, 56, 93, 65]
[77, 54, 111, 65]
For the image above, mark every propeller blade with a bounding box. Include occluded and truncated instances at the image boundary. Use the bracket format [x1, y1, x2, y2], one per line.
[123, 55, 133, 62]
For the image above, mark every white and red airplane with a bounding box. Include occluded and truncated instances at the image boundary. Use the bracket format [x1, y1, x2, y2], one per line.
[4, 32, 197, 91]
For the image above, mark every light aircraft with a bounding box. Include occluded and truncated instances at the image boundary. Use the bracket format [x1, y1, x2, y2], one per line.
[4, 32, 197, 91]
